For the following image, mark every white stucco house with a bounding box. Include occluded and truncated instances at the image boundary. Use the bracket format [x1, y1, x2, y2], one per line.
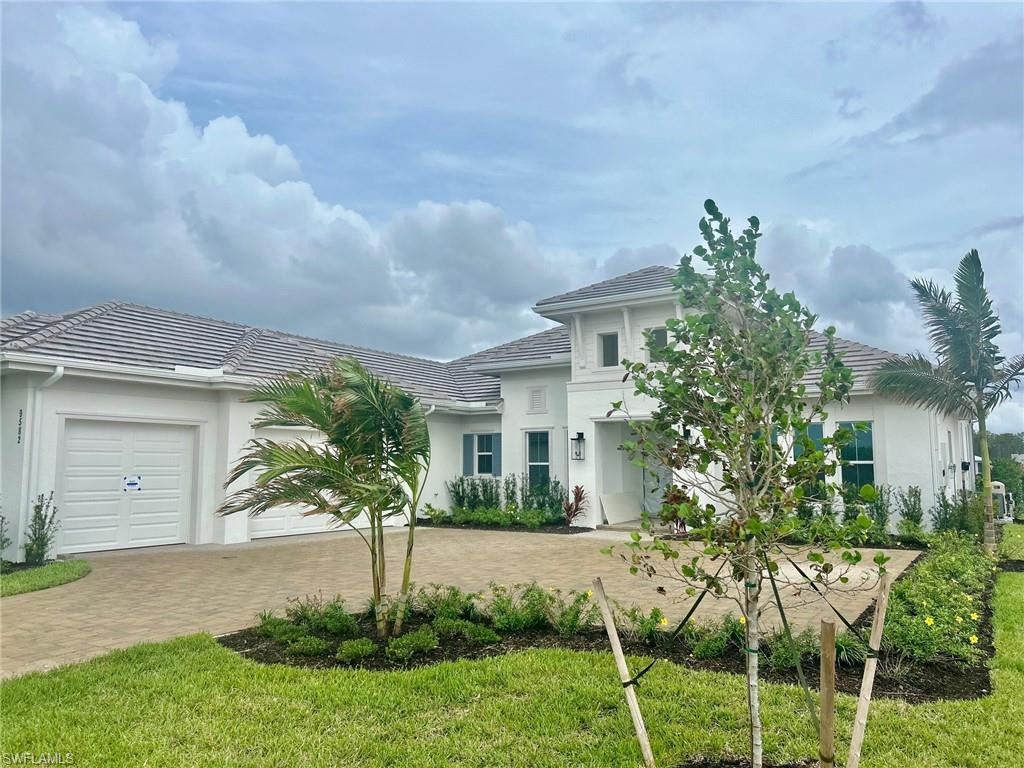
[1, 266, 976, 560]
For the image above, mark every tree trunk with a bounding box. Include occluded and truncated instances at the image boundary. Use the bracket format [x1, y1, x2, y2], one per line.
[369, 510, 388, 639]
[393, 514, 416, 635]
[744, 551, 763, 768]
[978, 410, 996, 554]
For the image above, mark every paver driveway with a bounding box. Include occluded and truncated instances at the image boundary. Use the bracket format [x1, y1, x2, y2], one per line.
[0, 528, 917, 678]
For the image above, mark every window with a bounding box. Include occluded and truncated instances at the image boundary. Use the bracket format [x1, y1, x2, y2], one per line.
[647, 327, 669, 363]
[526, 431, 550, 487]
[837, 421, 874, 488]
[598, 332, 619, 367]
[526, 386, 547, 414]
[794, 422, 826, 495]
[476, 434, 494, 475]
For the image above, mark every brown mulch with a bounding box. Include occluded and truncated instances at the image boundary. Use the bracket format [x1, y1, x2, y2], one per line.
[676, 761, 815, 768]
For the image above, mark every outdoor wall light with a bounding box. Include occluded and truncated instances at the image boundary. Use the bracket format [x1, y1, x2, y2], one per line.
[570, 432, 585, 461]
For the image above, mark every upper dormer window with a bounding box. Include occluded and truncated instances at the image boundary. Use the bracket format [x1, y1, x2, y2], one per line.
[647, 327, 669, 363]
[598, 332, 619, 368]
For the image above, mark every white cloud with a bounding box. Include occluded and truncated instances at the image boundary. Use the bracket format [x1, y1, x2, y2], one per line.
[1, 4, 585, 359]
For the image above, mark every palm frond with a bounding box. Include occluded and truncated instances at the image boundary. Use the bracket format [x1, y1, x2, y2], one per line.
[984, 353, 1024, 412]
[872, 354, 975, 418]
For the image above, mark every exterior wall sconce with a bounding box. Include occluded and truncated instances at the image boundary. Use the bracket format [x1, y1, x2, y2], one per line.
[570, 432, 585, 461]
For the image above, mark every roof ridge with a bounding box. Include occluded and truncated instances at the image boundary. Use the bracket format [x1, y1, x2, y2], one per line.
[2, 301, 124, 351]
[449, 324, 568, 365]
[535, 264, 676, 306]
[0, 310, 39, 332]
[221, 327, 265, 374]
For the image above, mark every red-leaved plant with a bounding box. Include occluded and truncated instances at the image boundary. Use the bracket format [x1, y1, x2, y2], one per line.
[562, 485, 588, 527]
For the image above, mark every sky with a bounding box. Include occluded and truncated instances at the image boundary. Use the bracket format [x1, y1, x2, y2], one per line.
[2, 2, 1023, 430]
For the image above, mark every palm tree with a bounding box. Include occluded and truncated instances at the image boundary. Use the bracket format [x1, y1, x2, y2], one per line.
[217, 357, 430, 637]
[873, 250, 1023, 552]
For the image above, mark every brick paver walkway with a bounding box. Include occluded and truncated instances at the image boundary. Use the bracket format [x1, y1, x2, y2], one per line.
[0, 528, 917, 678]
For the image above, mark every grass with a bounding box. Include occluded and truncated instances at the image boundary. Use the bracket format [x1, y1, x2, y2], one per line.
[2, 574, 1023, 767]
[1000, 523, 1024, 560]
[1, 560, 91, 597]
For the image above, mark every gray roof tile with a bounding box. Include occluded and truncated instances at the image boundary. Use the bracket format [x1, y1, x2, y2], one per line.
[1, 267, 899, 400]
[535, 264, 676, 307]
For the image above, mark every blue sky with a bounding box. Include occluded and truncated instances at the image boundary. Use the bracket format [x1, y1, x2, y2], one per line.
[3, 2, 1023, 429]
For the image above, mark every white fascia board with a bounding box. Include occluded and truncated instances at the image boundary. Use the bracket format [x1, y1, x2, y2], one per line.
[532, 288, 676, 319]
[1, 352, 253, 390]
[466, 355, 572, 374]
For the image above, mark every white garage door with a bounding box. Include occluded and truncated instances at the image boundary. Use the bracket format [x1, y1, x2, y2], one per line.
[58, 420, 195, 554]
[247, 427, 378, 538]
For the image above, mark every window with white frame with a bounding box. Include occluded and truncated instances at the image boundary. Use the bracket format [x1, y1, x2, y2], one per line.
[837, 421, 874, 488]
[598, 332, 619, 367]
[646, 327, 669, 363]
[526, 385, 547, 414]
[526, 431, 550, 487]
[476, 433, 494, 475]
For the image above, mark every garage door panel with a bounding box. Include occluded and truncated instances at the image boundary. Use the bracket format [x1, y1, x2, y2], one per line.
[59, 420, 194, 554]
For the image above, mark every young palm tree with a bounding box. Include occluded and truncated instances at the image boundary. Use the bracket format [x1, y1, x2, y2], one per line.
[873, 250, 1023, 552]
[217, 357, 431, 637]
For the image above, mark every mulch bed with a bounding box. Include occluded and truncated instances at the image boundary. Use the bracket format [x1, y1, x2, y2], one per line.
[1001, 559, 1024, 572]
[658, 532, 928, 552]
[0, 560, 51, 575]
[218, 588, 995, 702]
[413, 519, 590, 535]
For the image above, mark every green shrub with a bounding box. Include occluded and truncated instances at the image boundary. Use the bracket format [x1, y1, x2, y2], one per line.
[619, 606, 670, 644]
[285, 636, 330, 657]
[416, 584, 480, 620]
[385, 627, 439, 662]
[883, 531, 994, 664]
[423, 504, 449, 524]
[896, 486, 924, 527]
[547, 588, 600, 636]
[866, 485, 893, 545]
[432, 617, 500, 645]
[285, 595, 359, 638]
[764, 628, 818, 671]
[337, 638, 377, 663]
[693, 629, 729, 660]
[930, 490, 985, 537]
[256, 614, 307, 645]
[514, 508, 546, 529]
[486, 582, 553, 632]
[834, 631, 868, 667]
[24, 492, 59, 565]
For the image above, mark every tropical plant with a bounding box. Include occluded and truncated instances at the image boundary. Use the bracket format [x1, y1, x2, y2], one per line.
[218, 357, 431, 638]
[24, 492, 60, 565]
[873, 250, 1023, 553]
[607, 200, 882, 768]
[0, 514, 11, 555]
[561, 485, 588, 526]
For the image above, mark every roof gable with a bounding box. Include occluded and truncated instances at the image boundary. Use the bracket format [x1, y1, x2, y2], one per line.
[535, 264, 675, 307]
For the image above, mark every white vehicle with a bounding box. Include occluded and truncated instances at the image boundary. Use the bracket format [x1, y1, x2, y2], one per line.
[992, 481, 1012, 523]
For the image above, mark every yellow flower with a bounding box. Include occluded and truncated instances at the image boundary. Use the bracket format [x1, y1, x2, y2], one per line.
[658, 616, 669, 627]
[585, 590, 593, 598]
[955, 616, 963, 624]
[739, 616, 747, 625]
[965, 594, 973, 603]
[970, 635, 979, 645]
[924, 616, 934, 626]
[971, 612, 979, 621]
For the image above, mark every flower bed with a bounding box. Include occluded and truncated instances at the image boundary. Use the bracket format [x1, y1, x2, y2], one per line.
[220, 539, 997, 702]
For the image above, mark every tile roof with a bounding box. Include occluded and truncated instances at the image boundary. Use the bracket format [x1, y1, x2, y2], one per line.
[535, 264, 676, 307]
[1, 267, 898, 400]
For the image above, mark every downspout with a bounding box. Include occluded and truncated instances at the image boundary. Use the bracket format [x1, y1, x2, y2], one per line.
[19, 366, 65, 560]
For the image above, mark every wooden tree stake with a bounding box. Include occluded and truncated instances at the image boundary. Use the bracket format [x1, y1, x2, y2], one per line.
[818, 619, 836, 768]
[847, 572, 892, 768]
[592, 577, 656, 768]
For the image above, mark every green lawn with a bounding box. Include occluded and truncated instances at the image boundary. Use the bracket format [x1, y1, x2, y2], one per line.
[1000, 523, 1024, 560]
[1, 560, 91, 597]
[2, 574, 1023, 767]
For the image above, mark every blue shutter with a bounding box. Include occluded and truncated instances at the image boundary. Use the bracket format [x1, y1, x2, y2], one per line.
[462, 434, 474, 476]
[492, 433, 502, 476]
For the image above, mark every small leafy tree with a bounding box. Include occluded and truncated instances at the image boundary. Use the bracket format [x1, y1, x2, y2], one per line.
[608, 201, 882, 768]
[562, 485, 588, 526]
[873, 250, 1023, 553]
[218, 357, 430, 638]
[24, 492, 60, 565]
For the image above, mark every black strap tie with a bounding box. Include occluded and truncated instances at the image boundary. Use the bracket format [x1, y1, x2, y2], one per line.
[622, 659, 658, 688]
